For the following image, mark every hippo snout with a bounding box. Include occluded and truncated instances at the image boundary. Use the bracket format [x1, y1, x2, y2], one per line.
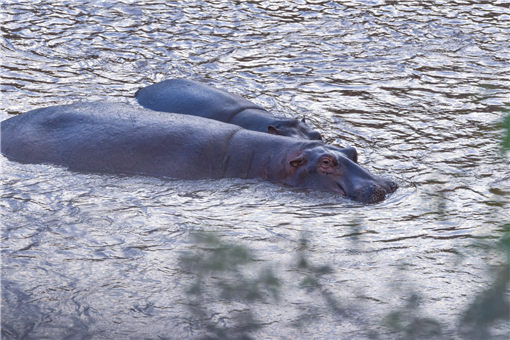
[352, 179, 397, 204]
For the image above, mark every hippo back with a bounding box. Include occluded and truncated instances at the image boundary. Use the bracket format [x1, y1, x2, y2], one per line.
[135, 79, 263, 122]
[1, 102, 243, 179]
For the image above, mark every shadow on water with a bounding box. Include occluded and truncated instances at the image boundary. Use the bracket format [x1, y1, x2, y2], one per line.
[1, 280, 94, 339]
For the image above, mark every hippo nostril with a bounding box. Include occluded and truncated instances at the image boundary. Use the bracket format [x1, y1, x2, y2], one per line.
[387, 180, 398, 193]
[380, 179, 398, 193]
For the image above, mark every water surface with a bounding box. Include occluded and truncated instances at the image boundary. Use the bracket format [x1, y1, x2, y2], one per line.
[1, 1, 509, 339]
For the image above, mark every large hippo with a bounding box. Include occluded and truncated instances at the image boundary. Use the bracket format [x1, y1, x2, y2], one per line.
[1, 102, 396, 203]
[135, 79, 322, 140]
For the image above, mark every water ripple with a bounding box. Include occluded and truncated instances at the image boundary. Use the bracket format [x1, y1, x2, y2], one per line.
[1, 0, 509, 338]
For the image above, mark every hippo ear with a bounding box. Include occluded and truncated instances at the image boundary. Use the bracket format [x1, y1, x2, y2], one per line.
[268, 125, 279, 135]
[340, 147, 358, 163]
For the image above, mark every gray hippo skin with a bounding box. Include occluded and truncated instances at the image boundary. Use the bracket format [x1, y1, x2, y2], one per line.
[1, 102, 396, 203]
[135, 79, 322, 140]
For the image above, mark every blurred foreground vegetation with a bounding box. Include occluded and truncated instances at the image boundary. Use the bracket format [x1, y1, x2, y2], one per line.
[179, 225, 509, 339]
[502, 108, 510, 151]
[178, 111, 510, 339]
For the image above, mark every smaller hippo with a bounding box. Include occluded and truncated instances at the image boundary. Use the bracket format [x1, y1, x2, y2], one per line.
[135, 79, 322, 140]
[1, 102, 396, 203]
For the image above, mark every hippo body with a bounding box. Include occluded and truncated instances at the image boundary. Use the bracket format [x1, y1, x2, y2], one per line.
[1, 102, 396, 203]
[135, 79, 322, 140]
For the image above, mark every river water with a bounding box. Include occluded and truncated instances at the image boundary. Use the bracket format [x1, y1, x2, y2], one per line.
[1, 1, 509, 339]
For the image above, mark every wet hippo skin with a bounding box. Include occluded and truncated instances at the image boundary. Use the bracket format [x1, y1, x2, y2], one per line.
[1, 102, 396, 203]
[135, 79, 322, 140]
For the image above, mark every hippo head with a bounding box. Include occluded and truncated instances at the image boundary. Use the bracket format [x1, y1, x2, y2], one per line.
[282, 145, 397, 203]
[268, 118, 322, 140]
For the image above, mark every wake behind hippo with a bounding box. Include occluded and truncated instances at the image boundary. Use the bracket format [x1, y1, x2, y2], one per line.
[135, 78, 322, 140]
[1, 102, 396, 203]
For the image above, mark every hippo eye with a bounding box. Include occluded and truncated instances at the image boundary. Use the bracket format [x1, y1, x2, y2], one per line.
[290, 157, 306, 167]
[319, 156, 337, 168]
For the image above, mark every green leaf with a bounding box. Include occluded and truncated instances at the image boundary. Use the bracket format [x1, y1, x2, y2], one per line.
[502, 113, 510, 151]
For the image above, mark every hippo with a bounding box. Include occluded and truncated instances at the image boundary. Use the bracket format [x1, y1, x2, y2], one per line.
[135, 79, 322, 140]
[1, 102, 396, 203]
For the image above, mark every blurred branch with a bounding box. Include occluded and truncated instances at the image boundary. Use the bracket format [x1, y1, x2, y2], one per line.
[179, 232, 280, 339]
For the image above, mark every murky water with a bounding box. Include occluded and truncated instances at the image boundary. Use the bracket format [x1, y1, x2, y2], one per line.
[1, 1, 509, 339]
